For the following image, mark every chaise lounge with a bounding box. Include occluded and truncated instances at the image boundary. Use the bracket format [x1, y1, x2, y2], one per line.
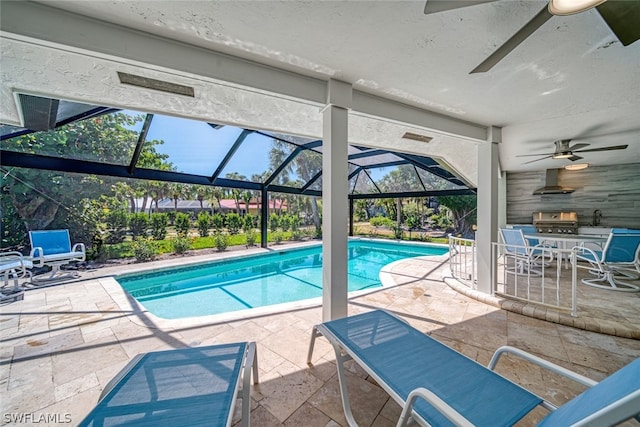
[307, 309, 640, 426]
[29, 229, 86, 282]
[79, 342, 259, 427]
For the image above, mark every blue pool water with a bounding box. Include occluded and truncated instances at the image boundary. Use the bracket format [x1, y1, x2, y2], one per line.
[117, 240, 447, 319]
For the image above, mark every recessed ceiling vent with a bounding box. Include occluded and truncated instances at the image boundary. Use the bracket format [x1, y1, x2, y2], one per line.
[117, 72, 195, 97]
[402, 132, 433, 143]
[18, 94, 59, 131]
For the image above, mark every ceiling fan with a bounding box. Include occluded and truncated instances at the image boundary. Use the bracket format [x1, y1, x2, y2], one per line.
[423, 0, 640, 73]
[517, 139, 628, 164]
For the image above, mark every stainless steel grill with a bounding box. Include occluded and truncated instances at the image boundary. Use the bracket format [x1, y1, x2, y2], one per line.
[533, 211, 578, 234]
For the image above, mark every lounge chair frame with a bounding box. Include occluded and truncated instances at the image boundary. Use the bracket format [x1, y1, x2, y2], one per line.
[0, 251, 32, 290]
[307, 310, 640, 427]
[79, 342, 258, 427]
[29, 229, 85, 282]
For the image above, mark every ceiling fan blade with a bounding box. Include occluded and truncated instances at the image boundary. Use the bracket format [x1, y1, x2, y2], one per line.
[574, 144, 629, 153]
[522, 155, 553, 165]
[516, 152, 556, 157]
[470, 5, 553, 74]
[596, 0, 640, 46]
[568, 155, 584, 162]
[424, 0, 496, 15]
[568, 143, 589, 151]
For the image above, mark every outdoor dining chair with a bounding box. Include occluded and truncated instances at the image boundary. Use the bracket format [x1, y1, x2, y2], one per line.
[572, 228, 640, 292]
[499, 228, 553, 276]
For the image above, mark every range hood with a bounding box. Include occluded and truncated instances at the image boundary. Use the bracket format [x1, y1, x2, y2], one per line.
[533, 169, 575, 195]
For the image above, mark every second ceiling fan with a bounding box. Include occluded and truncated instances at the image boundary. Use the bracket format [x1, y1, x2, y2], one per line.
[517, 139, 628, 164]
[424, 0, 640, 73]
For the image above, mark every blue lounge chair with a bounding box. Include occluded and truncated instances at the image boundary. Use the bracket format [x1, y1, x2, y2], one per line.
[29, 229, 85, 281]
[307, 310, 640, 427]
[79, 342, 258, 427]
[573, 228, 640, 292]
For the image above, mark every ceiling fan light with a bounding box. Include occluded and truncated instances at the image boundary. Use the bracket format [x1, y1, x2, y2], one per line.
[552, 152, 573, 159]
[565, 163, 589, 171]
[548, 0, 607, 15]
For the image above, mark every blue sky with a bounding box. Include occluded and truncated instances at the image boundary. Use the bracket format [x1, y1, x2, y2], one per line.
[126, 110, 393, 185]
[134, 111, 272, 178]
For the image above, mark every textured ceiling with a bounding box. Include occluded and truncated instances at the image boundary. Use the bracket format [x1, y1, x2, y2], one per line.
[1, 0, 639, 176]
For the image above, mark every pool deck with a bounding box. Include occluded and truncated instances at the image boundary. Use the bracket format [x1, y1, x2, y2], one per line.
[1, 243, 639, 426]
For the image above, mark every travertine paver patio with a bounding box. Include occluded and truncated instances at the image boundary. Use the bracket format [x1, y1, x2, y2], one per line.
[1, 245, 639, 426]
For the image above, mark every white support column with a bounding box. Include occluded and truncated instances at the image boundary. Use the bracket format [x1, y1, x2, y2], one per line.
[322, 79, 351, 321]
[476, 126, 501, 294]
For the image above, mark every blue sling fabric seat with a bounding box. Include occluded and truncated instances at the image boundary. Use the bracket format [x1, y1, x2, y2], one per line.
[29, 229, 86, 281]
[308, 309, 640, 427]
[499, 228, 553, 276]
[79, 343, 258, 427]
[573, 228, 640, 292]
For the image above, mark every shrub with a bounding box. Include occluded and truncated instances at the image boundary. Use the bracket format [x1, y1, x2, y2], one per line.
[131, 238, 158, 262]
[196, 212, 211, 237]
[289, 215, 301, 232]
[370, 215, 392, 228]
[105, 208, 129, 243]
[214, 233, 229, 252]
[175, 212, 191, 237]
[242, 214, 255, 233]
[171, 236, 191, 254]
[226, 213, 242, 234]
[406, 214, 420, 230]
[150, 213, 169, 240]
[129, 212, 149, 238]
[392, 222, 403, 239]
[273, 231, 283, 244]
[166, 211, 176, 225]
[280, 215, 291, 232]
[269, 214, 280, 233]
[212, 213, 224, 231]
[245, 229, 257, 247]
[291, 230, 303, 241]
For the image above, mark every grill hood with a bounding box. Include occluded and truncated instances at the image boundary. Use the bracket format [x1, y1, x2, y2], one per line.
[533, 169, 575, 195]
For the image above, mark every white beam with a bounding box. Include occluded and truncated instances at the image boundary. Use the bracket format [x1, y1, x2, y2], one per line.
[476, 126, 501, 294]
[322, 80, 351, 321]
[352, 91, 487, 142]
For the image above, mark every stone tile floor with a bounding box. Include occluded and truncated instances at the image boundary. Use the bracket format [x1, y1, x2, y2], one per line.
[1, 246, 639, 426]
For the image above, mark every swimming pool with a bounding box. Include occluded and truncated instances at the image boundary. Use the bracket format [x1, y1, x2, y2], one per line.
[117, 240, 447, 319]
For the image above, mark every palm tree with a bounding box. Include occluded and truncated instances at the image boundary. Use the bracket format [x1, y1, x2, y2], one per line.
[168, 183, 192, 213]
[241, 190, 253, 216]
[224, 172, 247, 213]
[194, 185, 213, 212]
[208, 187, 225, 215]
[268, 137, 323, 228]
